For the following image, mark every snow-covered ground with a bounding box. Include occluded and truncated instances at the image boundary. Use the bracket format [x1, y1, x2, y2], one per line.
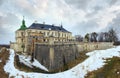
[4, 46, 120, 78]
[19, 54, 48, 71]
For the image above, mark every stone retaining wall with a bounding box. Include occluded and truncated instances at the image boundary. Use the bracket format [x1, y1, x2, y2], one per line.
[34, 42, 113, 72]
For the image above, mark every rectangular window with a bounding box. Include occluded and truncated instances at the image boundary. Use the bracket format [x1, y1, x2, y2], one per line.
[21, 32, 24, 36]
[21, 38, 23, 42]
[43, 32, 45, 36]
[55, 32, 57, 37]
[47, 32, 49, 36]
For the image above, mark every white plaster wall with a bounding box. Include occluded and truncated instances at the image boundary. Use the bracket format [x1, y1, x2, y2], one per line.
[77, 42, 113, 52]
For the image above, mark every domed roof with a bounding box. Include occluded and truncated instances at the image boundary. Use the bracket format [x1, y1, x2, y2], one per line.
[19, 17, 27, 30]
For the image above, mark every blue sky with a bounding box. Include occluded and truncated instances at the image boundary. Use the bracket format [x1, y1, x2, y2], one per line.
[0, 0, 120, 44]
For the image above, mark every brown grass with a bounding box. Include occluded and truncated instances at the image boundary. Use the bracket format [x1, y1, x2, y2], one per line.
[85, 57, 120, 78]
[0, 48, 10, 78]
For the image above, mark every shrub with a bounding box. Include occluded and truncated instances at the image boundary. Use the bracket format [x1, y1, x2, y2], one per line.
[113, 41, 120, 46]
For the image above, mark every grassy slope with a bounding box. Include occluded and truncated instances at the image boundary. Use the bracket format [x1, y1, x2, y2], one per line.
[85, 57, 120, 78]
[1, 47, 119, 78]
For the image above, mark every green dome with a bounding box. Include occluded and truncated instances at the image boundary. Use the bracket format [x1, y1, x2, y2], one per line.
[19, 18, 27, 30]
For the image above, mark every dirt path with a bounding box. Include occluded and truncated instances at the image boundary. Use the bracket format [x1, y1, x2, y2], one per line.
[0, 48, 10, 78]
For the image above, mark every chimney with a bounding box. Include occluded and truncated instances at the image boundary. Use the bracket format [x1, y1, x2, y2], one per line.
[34, 20, 37, 23]
[60, 22, 63, 28]
[43, 22, 45, 25]
[52, 24, 54, 27]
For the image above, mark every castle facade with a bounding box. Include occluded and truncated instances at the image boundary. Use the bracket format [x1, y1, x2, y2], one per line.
[10, 18, 73, 54]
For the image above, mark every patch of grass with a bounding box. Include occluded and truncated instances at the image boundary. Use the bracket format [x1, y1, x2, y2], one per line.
[85, 57, 120, 78]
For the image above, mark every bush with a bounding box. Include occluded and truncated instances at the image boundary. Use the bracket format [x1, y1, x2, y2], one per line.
[113, 41, 120, 46]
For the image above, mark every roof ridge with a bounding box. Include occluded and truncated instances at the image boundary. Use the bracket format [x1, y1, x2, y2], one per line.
[28, 23, 70, 33]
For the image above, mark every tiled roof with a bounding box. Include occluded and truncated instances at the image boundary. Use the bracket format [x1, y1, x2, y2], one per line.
[28, 23, 70, 33]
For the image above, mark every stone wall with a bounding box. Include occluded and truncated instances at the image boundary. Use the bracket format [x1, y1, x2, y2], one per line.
[77, 42, 113, 52]
[34, 42, 113, 72]
[10, 42, 24, 53]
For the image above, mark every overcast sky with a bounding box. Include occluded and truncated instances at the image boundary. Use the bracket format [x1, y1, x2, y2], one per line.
[0, 0, 120, 44]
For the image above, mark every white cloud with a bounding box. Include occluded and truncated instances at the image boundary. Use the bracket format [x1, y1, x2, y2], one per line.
[1, 0, 120, 43]
[96, 5, 120, 30]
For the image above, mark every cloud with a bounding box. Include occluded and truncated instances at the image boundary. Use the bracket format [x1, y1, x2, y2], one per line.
[72, 20, 99, 36]
[104, 12, 120, 39]
[0, 0, 4, 6]
[109, 0, 118, 6]
[0, 0, 120, 43]
[0, 12, 21, 44]
[107, 13, 120, 32]
[64, 0, 89, 10]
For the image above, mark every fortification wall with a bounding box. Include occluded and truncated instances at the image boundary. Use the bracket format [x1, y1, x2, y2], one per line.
[77, 42, 113, 52]
[34, 42, 113, 72]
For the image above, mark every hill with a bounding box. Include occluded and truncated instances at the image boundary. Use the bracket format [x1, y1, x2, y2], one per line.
[2, 46, 120, 78]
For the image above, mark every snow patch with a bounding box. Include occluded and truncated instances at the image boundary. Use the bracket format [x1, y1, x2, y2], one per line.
[19, 55, 33, 68]
[4, 46, 120, 78]
[19, 54, 48, 71]
[33, 59, 48, 71]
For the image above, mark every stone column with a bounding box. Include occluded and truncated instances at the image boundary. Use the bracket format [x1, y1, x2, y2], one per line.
[49, 47, 54, 70]
[49, 37, 55, 70]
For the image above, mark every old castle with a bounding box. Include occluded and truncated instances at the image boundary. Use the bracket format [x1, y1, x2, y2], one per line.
[10, 18, 113, 72]
[10, 18, 74, 54]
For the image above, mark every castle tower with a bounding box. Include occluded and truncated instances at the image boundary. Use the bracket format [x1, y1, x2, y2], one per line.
[15, 17, 27, 53]
[19, 16, 27, 30]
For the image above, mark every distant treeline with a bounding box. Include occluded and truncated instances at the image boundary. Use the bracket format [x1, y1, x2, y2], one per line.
[75, 28, 119, 42]
[75, 28, 120, 45]
[0, 44, 10, 49]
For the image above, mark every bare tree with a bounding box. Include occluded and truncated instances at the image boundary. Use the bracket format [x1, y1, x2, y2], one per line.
[90, 32, 98, 42]
[98, 32, 104, 42]
[108, 28, 118, 42]
[85, 28, 118, 42]
[103, 32, 110, 42]
[84, 33, 90, 42]
[75, 35, 83, 42]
